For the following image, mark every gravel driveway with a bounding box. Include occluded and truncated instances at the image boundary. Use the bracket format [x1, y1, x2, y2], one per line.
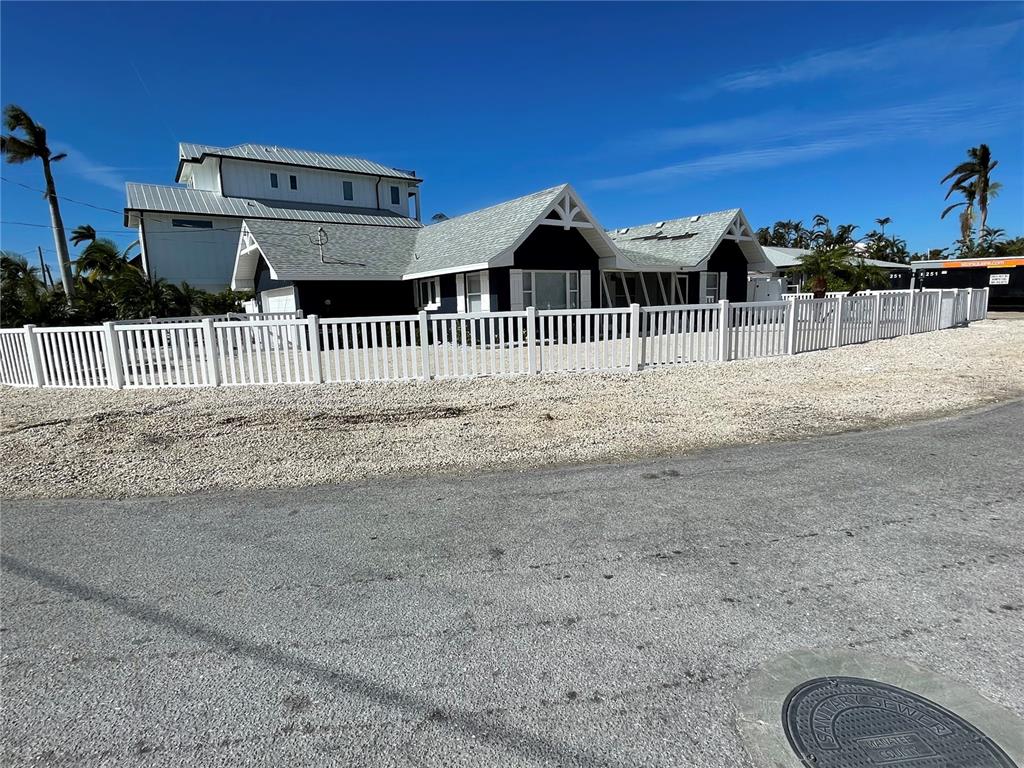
[1, 318, 1022, 500]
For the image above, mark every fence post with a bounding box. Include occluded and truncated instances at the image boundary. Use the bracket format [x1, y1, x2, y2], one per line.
[934, 290, 943, 331]
[871, 292, 882, 340]
[526, 306, 538, 375]
[786, 297, 797, 354]
[716, 300, 730, 362]
[983, 287, 989, 319]
[22, 324, 44, 388]
[905, 290, 915, 335]
[308, 314, 323, 384]
[418, 310, 431, 381]
[832, 294, 844, 347]
[102, 321, 125, 389]
[629, 303, 641, 372]
[202, 317, 221, 386]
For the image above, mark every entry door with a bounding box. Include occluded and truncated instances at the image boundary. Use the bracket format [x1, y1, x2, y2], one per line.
[700, 272, 728, 303]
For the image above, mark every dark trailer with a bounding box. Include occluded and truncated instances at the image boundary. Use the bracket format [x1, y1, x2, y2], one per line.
[913, 256, 1024, 309]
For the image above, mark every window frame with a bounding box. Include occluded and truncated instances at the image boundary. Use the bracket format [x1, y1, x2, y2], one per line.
[390, 185, 401, 206]
[289, 174, 298, 190]
[270, 172, 278, 189]
[520, 269, 580, 310]
[342, 180, 354, 202]
[466, 271, 483, 312]
[415, 277, 441, 310]
[171, 218, 214, 229]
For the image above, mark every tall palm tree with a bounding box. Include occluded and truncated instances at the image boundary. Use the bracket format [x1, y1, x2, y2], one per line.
[941, 181, 976, 243]
[942, 144, 998, 232]
[1, 105, 74, 298]
[875, 217, 891, 237]
[70, 224, 97, 247]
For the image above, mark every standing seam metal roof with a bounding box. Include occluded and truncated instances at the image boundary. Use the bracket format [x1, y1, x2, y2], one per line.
[178, 142, 419, 180]
[125, 183, 421, 228]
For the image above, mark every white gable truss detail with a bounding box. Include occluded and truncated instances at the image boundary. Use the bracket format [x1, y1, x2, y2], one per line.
[491, 184, 621, 267]
[538, 190, 594, 230]
[693, 209, 768, 270]
[724, 216, 755, 242]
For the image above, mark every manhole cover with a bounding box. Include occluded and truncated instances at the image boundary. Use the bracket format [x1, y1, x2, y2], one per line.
[782, 676, 1017, 767]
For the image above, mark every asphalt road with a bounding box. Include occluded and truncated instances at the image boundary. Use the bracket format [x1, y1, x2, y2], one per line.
[2, 402, 1022, 767]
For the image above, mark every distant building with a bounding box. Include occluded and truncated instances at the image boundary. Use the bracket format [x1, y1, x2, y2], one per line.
[912, 256, 1024, 308]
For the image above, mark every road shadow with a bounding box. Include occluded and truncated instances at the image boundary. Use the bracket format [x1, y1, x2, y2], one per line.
[1, 554, 631, 767]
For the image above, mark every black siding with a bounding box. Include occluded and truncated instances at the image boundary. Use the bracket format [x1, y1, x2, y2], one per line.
[704, 240, 749, 303]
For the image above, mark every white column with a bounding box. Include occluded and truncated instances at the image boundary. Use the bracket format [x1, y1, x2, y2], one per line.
[526, 306, 538, 375]
[23, 324, 44, 388]
[418, 310, 431, 380]
[102, 321, 125, 389]
[629, 303, 641, 372]
[202, 318, 221, 386]
[308, 314, 323, 384]
[717, 299, 730, 362]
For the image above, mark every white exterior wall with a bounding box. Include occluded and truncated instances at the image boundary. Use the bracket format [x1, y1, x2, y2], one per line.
[219, 158, 412, 215]
[140, 213, 242, 291]
[189, 158, 221, 193]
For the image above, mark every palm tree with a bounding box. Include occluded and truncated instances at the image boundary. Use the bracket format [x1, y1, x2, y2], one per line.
[789, 247, 850, 298]
[875, 217, 891, 237]
[74, 238, 137, 283]
[70, 224, 97, 247]
[941, 181, 976, 244]
[942, 144, 998, 232]
[844, 257, 890, 295]
[1, 105, 74, 298]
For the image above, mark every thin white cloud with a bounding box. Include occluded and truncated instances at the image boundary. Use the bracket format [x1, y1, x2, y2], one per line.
[52, 143, 126, 192]
[680, 19, 1022, 100]
[591, 89, 1019, 190]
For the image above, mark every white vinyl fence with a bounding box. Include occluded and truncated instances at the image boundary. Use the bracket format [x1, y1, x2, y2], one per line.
[0, 288, 989, 389]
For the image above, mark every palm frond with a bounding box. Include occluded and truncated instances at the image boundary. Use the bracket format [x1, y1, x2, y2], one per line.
[0, 134, 39, 163]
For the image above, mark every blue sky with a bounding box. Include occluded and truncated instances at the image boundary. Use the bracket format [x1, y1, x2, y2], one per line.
[1, 1, 1021, 272]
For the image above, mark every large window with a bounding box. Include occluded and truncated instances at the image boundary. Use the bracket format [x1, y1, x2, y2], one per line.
[415, 277, 440, 310]
[343, 180, 354, 201]
[522, 270, 579, 310]
[466, 271, 483, 312]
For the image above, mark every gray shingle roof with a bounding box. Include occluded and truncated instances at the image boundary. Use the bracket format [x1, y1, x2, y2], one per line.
[178, 142, 418, 180]
[125, 183, 421, 228]
[608, 209, 742, 268]
[408, 185, 568, 275]
[244, 219, 418, 281]
[241, 185, 571, 282]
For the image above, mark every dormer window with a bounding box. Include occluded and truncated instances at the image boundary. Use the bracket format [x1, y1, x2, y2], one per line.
[390, 185, 400, 205]
[289, 175, 298, 190]
[343, 180, 354, 201]
[270, 173, 278, 189]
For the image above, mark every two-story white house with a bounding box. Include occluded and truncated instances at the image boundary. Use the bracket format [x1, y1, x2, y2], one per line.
[124, 142, 774, 315]
[123, 143, 421, 292]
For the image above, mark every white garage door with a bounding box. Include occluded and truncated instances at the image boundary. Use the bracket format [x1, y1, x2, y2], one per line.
[261, 287, 297, 314]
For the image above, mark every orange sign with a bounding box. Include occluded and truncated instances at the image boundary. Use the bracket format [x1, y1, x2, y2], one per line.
[942, 257, 1024, 269]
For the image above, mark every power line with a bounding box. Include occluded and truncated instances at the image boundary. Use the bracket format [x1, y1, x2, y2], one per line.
[0, 176, 124, 214]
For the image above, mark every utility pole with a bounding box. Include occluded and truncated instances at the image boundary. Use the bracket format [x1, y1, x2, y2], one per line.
[37, 246, 49, 289]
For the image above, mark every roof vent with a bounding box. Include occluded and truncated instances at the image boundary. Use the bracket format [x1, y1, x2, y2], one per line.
[619, 228, 629, 234]
[690, 215, 701, 223]
[656, 221, 665, 228]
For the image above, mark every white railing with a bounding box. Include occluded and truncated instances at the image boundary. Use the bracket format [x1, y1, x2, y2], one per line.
[0, 288, 988, 389]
